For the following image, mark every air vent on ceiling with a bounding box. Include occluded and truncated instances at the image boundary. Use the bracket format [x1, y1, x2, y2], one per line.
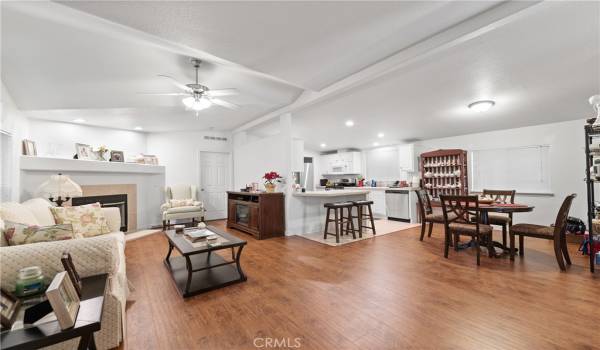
[203, 136, 228, 142]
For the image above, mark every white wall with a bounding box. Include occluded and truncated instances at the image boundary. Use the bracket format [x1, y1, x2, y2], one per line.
[1, 83, 30, 201]
[415, 119, 587, 225]
[233, 132, 286, 191]
[27, 119, 147, 160]
[147, 131, 232, 188]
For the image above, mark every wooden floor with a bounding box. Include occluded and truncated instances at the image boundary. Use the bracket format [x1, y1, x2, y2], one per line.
[122, 221, 599, 350]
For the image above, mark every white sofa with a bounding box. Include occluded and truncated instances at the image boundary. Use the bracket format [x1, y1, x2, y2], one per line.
[0, 198, 127, 350]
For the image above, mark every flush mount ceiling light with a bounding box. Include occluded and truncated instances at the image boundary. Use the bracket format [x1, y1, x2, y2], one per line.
[345, 120, 354, 127]
[377, 132, 384, 138]
[468, 100, 495, 112]
[134, 126, 143, 131]
[73, 118, 86, 123]
[320, 143, 327, 148]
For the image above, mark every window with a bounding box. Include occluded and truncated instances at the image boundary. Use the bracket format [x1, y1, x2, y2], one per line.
[470, 145, 551, 194]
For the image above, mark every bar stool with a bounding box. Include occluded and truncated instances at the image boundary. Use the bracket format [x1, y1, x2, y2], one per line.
[351, 200, 376, 238]
[324, 202, 356, 243]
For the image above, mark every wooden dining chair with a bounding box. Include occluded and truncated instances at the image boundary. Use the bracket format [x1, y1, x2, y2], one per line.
[440, 195, 494, 266]
[416, 189, 445, 241]
[476, 189, 516, 248]
[509, 194, 576, 271]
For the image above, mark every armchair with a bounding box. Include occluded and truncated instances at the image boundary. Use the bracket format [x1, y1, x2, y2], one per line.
[161, 185, 205, 230]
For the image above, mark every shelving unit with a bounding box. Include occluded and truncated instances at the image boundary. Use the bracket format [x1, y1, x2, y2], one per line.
[420, 149, 468, 198]
[583, 124, 598, 273]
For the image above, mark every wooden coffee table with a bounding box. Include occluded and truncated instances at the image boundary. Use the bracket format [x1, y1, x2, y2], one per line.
[163, 226, 247, 298]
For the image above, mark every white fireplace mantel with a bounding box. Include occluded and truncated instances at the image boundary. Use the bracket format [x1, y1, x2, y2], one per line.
[20, 156, 165, 174]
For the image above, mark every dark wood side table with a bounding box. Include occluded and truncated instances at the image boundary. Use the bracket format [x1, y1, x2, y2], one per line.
[163, 226, 247, 298]
[0, 274, 108, 350]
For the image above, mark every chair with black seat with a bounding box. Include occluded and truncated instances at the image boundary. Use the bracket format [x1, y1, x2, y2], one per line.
[351, 200, 376, 238]
[509, 194, 576, 271]
[440, 195, 494, 266]
[323, 202, 356, 243]
[416, 189, 446, 241]
[472, 189, 516, 249]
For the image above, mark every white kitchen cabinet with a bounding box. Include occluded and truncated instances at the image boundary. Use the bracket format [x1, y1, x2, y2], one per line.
[398, 143, 415, 171]
[368, 189, 387, 217]
[320, 151, 362, 175]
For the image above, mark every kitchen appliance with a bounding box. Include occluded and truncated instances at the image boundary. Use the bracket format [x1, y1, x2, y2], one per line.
[385, 189, 410, 222]
[299, 157, 315, 190]
[336, 178, 356, 187]
[320, 179, 328, 186]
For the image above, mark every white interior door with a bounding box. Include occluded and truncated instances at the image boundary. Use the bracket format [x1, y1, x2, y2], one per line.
[199, 152, 230, 220]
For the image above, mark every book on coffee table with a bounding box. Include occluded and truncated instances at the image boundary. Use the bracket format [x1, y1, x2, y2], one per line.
[184, 229, 212, 243]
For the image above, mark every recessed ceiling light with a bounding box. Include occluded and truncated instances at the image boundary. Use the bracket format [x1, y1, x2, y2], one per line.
[468, 100, 495, 112]
[134, 126, 143, 131]
[377, 133, 384, 138]
[73, 118, 86, 123]
[320, 143, 327, 148]
[373, 142, 379, 147]
[345, 120, 354, 127]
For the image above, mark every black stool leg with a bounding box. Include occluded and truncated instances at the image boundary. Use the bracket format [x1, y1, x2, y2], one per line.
[357, 205, 363, 238]
[323, 207, 331, 239]
[334, 208, 340, 243]
[367, 204, 376, 235]
[347, 207, 356, 239]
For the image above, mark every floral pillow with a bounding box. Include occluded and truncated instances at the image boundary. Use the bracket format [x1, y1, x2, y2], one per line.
[4, 221, 75, 246]
[169, 199, 195, 207]
[50, 203, 111, 238]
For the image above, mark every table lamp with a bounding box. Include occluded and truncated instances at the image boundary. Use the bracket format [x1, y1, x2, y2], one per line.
[37, 173, 82, 206]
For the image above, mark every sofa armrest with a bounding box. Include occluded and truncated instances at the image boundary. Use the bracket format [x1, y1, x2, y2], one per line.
[0, 234, 120, 291]
[101, 207, 121, 233]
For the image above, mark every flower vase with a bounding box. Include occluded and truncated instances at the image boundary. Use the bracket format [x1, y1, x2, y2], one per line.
[264, 183, 276, 193]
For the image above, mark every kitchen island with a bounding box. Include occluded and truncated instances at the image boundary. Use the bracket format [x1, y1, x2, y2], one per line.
[287, 189, 370, 235]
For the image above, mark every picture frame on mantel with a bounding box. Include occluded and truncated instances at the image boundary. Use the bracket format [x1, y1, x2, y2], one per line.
[110, 150, 124, 162]
[75, 143, 93, 160]
[22, 139, 37, 156]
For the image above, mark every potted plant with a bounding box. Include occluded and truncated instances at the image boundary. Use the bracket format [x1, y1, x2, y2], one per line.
[263, 171, 282, 193]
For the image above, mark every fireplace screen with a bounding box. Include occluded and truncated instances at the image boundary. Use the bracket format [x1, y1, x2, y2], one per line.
[72, 194, 128, 232]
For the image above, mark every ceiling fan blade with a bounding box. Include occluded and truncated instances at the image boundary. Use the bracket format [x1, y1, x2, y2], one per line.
[210, 98, 240, 110]
[157, 75, 192, 92]
[204, 88, 239, 97]
[137, 92, 189, 96]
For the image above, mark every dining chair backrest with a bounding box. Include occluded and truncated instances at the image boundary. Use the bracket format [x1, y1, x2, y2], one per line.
[416, 189, 433, 217]
[439, 195, 480, 227]
[552, 194, 577, 240]
[482, 189, 516, 204]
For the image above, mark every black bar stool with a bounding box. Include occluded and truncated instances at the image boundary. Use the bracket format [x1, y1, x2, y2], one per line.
[351, 200, 376, 238]
[324, 202, 356, 243]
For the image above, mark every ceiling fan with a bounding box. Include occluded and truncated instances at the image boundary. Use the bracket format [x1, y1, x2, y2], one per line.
[140, 58, 240, 112]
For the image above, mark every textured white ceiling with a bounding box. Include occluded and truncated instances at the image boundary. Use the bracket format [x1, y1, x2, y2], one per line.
[249, 1, 600, 150]
[58, 1, 500, 91]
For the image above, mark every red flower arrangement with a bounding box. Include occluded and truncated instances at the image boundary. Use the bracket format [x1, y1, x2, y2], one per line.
[263, 171, 283, 185]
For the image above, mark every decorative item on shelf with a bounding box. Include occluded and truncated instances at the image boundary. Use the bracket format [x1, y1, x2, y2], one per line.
[110, 150, 124, 162]
[263, 171, 283, 193]
[93, 145, 109, 161]
[37, 173, 82, 207]
[1, 289, 21, 330]
[74, 143, 93, 160]
[46, 271, 80, 330]
[61, 252, 82, 297]
[15, 266, 45, 297]
[22, 139, 37, 156]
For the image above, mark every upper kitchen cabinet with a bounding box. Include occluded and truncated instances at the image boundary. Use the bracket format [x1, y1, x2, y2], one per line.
[320, 151, 362, 175]
[398, 144, 415, 171]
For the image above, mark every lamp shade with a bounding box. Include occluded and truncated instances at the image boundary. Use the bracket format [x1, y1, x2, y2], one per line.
[37, 174, 82, 198]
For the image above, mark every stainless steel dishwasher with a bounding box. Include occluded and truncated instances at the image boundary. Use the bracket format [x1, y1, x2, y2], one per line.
[385, 189, 410, 222]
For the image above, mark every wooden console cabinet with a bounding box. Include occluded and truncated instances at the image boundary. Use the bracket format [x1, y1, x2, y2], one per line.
[226, 191, 285, 239]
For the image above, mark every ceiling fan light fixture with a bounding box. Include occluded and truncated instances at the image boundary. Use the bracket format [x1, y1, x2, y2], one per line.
[182, 96, 211, 111]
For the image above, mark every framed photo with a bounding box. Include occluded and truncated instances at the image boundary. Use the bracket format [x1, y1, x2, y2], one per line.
[110, 150, 124, 162]
[46, 271, 80, 330]
[22, 139, 37, 156]
[61, 252, 82, 297]
[1, 289, 21, 330]
[75, 143, 93, 160]
[143, 154, 158, 165]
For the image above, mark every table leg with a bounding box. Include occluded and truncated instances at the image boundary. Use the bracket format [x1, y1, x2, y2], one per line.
[77, 333, 96, 350]
[165, 242, 174, 264]
[184, 255, 193, 295]
[235, 245, 247, 281]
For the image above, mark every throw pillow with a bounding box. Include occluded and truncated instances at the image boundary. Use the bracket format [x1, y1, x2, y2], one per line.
[169, 199, 194, 207]
[4, 221, 75, 246]
[50, 203, 111, 238]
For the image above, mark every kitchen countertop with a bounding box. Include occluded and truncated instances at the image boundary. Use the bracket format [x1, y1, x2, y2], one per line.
[293, 189, 371, 197]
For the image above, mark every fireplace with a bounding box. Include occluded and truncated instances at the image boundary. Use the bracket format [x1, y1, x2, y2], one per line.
[72, 194, 128, 232]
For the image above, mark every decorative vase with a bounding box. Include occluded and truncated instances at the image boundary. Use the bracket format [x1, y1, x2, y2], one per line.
[265, 183, 276, 193]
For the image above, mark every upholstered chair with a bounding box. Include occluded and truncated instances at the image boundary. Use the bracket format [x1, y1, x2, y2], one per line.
[161, 185, 205, 230]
